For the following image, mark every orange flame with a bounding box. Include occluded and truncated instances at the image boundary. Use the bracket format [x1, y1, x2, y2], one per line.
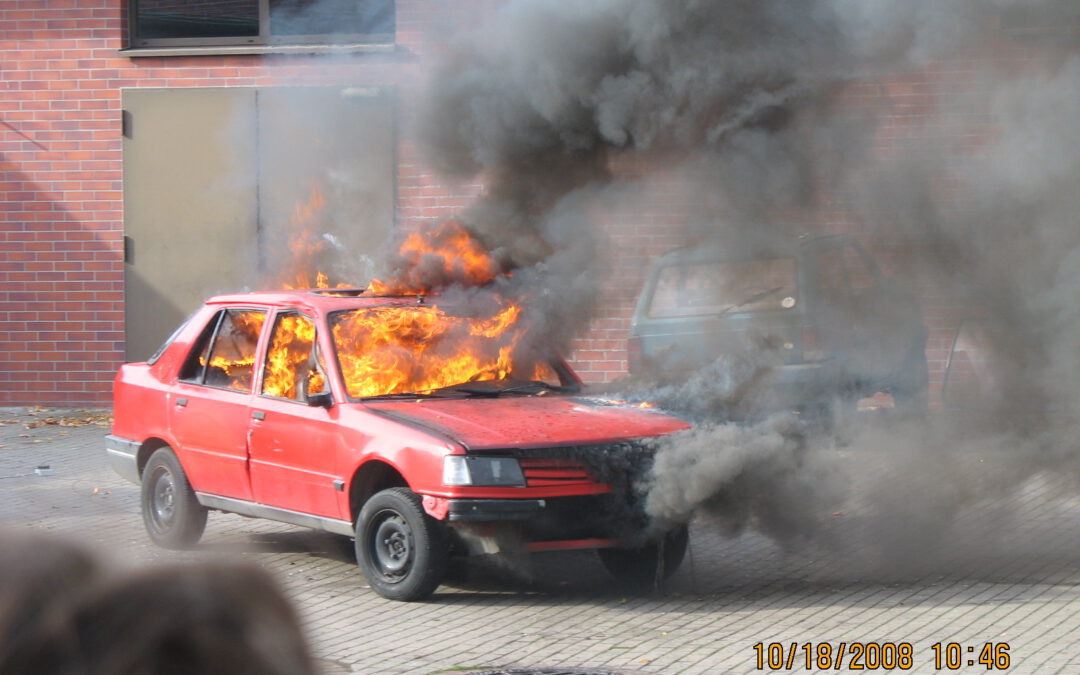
[327, 220, 548, 397]
[198, 311, 266, 389]
[331, 302, 552, 398]
[263, 314, 325, 399]
[278, 184, 347, 290]
[245, 200, 547, 399]
[366, 220, 501, 295]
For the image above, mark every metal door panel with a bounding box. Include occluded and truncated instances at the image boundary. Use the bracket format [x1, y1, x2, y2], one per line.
[256, 86, 395, 284]
[122, 87, 259, 362]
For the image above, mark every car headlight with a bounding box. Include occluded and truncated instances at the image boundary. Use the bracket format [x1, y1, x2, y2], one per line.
[442, 456, 525, 487]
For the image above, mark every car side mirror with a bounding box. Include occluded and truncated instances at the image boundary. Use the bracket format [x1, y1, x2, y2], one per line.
[307, 391, 334, 409]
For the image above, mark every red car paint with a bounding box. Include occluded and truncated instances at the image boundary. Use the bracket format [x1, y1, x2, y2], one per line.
[108, 290, 692, 599]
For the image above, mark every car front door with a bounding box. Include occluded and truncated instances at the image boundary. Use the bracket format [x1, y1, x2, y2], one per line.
[168, 307, 267, 501]
[247, 311, 344, 519]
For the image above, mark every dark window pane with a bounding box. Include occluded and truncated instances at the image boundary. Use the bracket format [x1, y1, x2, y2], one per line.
[134, 0, 259, 39]
[269, 0, 395, 39]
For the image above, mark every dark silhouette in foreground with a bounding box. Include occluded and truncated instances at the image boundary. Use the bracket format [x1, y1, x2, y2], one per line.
[0, 530, 317, 675]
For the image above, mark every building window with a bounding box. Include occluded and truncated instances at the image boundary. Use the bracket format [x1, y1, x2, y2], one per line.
[130, 0, 395, 47]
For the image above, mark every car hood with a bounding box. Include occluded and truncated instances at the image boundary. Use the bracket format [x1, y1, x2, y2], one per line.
[362, 395, 690, 450]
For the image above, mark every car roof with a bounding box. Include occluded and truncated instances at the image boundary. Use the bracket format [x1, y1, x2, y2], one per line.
[652, 232, 852, 265]
[205, 289, 435, 313]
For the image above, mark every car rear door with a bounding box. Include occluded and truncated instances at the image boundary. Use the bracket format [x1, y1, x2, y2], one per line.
[168, 307, 267, 501]
[246, 310, 344, 519]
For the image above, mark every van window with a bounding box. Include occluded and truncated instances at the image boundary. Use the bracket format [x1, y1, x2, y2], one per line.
[648, 257, 797, 318]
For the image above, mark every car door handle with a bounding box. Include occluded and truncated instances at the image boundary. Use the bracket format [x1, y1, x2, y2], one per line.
[176, 397, 187, 407]
[252, 410, 266, 421]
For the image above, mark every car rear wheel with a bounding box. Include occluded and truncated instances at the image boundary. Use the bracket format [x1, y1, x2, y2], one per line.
[598, 525, 689, 589]
[355, 488, 448, 601]
[141, 447, 208, 549]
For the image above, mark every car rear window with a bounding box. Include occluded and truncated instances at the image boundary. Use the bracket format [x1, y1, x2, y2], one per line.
[648, 257, 798, 318]
[179, 308, 267, 392]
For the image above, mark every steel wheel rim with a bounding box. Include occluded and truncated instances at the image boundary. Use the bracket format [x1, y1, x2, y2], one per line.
[371, 511, 412, 580]
[150, 467, 176, 531]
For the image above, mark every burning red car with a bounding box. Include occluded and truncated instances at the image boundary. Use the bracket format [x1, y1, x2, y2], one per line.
[107, 287, 690, 601]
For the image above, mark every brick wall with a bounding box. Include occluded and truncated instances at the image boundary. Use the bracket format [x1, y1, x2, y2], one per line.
[0, 1, 1063, 406]
[0, 0, 489, 405]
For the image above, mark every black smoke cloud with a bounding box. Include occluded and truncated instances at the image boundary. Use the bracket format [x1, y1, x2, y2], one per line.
[421, 0, 994, 249]
[416, 0, 1080, 571]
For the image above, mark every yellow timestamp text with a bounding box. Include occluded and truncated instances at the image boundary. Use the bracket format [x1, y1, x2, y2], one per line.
[752, 641, 1011, 670]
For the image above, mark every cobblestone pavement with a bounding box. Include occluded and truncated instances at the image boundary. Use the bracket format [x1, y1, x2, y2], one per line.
[1, 406, 1078, 674]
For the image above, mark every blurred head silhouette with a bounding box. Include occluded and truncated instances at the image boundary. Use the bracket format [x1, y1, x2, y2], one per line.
[0, 530, 317, 675]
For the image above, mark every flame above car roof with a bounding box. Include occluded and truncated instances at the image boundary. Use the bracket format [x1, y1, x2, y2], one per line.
[205, 288, 436, 310]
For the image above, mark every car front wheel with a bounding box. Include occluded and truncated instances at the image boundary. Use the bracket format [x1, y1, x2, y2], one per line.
[355, 488, 448, 601]
[598, 525, 689, 589]
[141, 447, 208, 549]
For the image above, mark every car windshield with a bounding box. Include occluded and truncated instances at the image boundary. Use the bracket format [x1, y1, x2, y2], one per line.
[329, 305, 567, 399]
[648, 257, 798, 318]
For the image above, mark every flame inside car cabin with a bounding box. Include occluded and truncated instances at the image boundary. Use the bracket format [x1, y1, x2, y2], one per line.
[331, 302, 556, 399]
[332, 220, 551, 398]
[198, 311, 267, 389]
[256, 214, 554, 399]
[263, 314, 326, 399]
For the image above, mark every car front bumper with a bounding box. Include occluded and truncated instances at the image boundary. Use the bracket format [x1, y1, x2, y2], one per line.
[447, 498, 545, 521]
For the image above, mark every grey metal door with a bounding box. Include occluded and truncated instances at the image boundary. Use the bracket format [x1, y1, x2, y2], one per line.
[122, 86, 395, 362]
[122, 87, 259, 362]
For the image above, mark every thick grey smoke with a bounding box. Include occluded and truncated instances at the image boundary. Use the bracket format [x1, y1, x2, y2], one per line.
[417, 0, 1080, 571]
[415, 0, 994, 355]
[421, 0, 993, 249]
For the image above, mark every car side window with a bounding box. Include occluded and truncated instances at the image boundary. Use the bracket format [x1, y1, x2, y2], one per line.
[179, 309, 267, 392]
[261, 312, 328, 403]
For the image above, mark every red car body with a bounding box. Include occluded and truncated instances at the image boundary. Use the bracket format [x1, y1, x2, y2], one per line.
[108, 290, 690, 600]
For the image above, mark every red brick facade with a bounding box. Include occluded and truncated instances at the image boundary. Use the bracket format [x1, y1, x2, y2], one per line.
[1, 0, 490, 405]
[0, 2, 1062, 405]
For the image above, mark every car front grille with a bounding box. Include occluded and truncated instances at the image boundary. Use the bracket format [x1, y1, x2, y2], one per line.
[513, 439, 657, 489]
[518, 457, 594, 487]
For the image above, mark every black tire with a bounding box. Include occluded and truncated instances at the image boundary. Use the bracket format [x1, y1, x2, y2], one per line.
[598, 525, 689, 589]
[141, 447, 208, 550]
[355, 488, 448, 601]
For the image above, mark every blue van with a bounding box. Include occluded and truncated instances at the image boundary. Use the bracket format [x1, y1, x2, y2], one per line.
[629, 234, 928, 421]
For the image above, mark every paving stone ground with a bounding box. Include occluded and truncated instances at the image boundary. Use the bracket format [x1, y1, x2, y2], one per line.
[1, 406, 1078, 674]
